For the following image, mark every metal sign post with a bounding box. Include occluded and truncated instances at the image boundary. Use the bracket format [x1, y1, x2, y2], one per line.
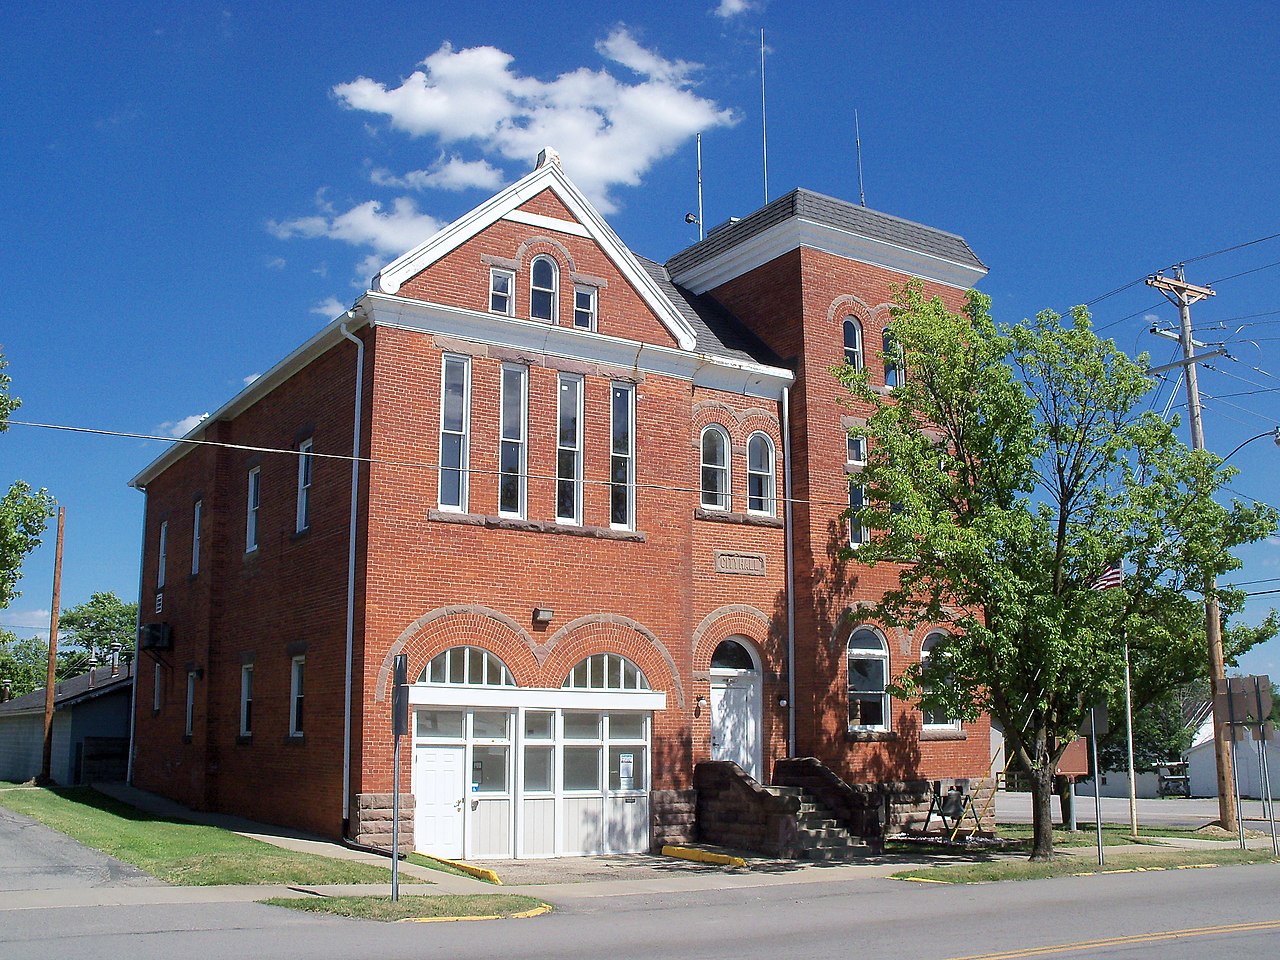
[1081, 705, 1108, 866]
[391, 654, 409, 901]
[1250, 676, 1277, 856]
[1221, 678, 1248, 850]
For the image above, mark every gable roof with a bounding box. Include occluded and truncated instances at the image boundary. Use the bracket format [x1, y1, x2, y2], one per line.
[0, 668, 133, 717]
[666, 188, 987, 294]
[372, 153, 699, 351]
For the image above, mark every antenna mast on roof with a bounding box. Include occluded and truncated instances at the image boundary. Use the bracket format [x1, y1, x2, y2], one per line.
[855, 110, 866, 207]
[685, 133, 705, 241]
[760, 28, 769, 205]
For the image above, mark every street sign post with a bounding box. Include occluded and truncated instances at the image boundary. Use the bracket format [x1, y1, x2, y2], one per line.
[1080, 705, 1108, 866]
[391, 654, 408, 901]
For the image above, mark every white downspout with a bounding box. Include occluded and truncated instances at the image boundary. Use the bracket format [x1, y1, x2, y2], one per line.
[339, 315, 365, 834]
[782, 386, 796, 757]
[125, 488, 148, 784]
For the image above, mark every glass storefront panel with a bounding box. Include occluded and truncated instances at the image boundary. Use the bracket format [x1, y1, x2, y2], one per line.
[563, 712, 601, 740]
[524, 711, 553, 739]
[523, 745, 553, 792]
[609, 713, 645, 740]
[473, 710, 510, 740]
[609, 745, 647, 791]
[472, 745, 509, 792]
[563, 746, 602, 790]
[417, 710, 464, 738]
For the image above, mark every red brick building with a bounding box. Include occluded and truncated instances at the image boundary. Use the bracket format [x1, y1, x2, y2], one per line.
[129, 148, 991, 859]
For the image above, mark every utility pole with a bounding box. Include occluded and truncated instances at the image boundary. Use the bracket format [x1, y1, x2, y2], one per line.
[39, 507, 65, 784]
[1146, 265, 1237, 832]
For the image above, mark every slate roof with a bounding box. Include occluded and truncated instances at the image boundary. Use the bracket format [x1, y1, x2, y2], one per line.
[631, 254, 787, 369]
[665, 188, 986, 276]
[0, 669, 133, 716]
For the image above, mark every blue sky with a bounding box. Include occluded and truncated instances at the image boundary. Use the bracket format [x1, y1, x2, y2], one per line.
[2, 1, 1278, 674]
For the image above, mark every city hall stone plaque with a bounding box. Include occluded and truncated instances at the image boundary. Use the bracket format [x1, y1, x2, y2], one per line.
[714, 550, 767, 577]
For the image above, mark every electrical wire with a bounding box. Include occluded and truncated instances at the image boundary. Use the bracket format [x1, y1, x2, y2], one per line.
[1208, 258, 1280, 286]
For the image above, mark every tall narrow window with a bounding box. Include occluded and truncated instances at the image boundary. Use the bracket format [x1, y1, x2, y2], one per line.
[157, 521, 168, 589]
[499, 365, 528, 517]
[843, 317, 864, 369]
[489, 267, 514, 315]
[700, 425, 730, 510]
[289, 656, 305, 737]
[847, 433, 867, 466]
[153, 662, 162, 712]
[240, 664, 254, 737]
[848, 627, 890, 731]
[556, 374, 583, 524]
[530, 256, 558, 322]
[921, 631, 960, 729]
[439, 355, 471, 512]
[191, 501, 202, 576]
[746, 433, 775, 515]
[883, 327, 905, 389]
[296, 438, 313, 532]
[574, 285, 597, 329]
[848, 481, 869, 547]
[245, 466, 261, 552]
[610, 383, 635, 528]
[185, 671, 196, 737]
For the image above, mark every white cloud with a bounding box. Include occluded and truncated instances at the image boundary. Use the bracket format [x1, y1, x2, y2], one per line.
[372, 155, 504, 193]
[332, 31, 735, 213]
[310, 297, 347, 318]
[268, 197, 444, 257]
[264, 256, 286, 270]
[714, 0, 753, 17]
[242, 373, 261, 386]
[156, 412, 209, 438]
[2, 608, 52, 634]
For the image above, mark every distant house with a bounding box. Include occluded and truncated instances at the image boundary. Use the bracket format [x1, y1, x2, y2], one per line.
[0, 667, 133, 784]
[1187, 712, 1280, 799]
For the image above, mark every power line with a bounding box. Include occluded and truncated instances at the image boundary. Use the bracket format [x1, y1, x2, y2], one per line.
[1183, 232, 1280, 266]
[1208, 257, 1280, 286]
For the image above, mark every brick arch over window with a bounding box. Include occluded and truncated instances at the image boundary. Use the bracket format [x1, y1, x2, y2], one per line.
[826, 293, 875, 326]
[691, 400, 781, 442]
[513, 235, 578, 275]
[374, 604, 539, 702]
[691, 604, 780, 675]
[830, 603, 911, 657]
[539, 613, 685, 708]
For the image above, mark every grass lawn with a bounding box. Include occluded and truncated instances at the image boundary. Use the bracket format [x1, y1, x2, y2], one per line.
[261, 893, 547, 921]
[0, 786, 424, 887]
[993, 823, 1198, 848]
[892, 848, 1278, 884]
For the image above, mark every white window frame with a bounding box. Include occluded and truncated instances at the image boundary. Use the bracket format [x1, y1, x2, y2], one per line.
[848, 626, 890, 732]
[921, 631, 961, 731]
[245, 466, 261, 553]
[700, 424, 731, 511]
[843, 317, 864, 369]
[240, 664, 254, 737]
[296, 438, 313, 533]
[498, 364, 528, 519]
[185, 670, 196, 737]
[530, 255, 559, 323]
[556, 373, 583, 525]
[157, 520, 168, 589]
[438, 354, 472, 512]
[847, 433, 867, 467]
[609, 382, 635, 529]
[745, 432, 775, 516]
[848, 480, 869, 547]
[153, 661, 162, 712]
[289, 656, 305, 737]
[883, 327, 905, 389]
[191, 501, 202, 576]
[489, 267, 515, 316]
[573, 285, 597, 330]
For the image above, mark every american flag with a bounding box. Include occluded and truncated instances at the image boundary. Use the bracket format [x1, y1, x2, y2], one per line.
[1092, 561, 1124, 591]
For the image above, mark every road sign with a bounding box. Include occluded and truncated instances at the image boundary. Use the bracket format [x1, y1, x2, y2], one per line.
[392, 654, 409, 738]
[1078, 704, 1108, 738]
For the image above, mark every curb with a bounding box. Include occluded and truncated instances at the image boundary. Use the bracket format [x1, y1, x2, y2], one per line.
[418, 855, 503, 885]
[661, 844, 746, 867]
[399, 904, 552, 923]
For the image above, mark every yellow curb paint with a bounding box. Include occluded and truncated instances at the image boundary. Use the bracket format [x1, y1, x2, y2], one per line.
[660, 845, 746, 867]
[895, 876, 952, 883]
[420, 855, 502, 885]
[398, 904, 551, 924]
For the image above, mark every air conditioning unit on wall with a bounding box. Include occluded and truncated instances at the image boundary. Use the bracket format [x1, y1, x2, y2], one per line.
[138, 622, 173, 650]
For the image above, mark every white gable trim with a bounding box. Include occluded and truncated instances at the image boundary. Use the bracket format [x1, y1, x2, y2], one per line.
[372, 160, 698, 351]
[501, 209, 591, 238]
[670, 217, 989, 295]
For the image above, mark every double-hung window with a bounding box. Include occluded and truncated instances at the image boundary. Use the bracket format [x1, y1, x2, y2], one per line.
[489, 267, 514, 315]
[700, 425, 730, 510]
[574, 285, 597, 330]
[921, 631, 960, 730]
[296, 438, 313, 532]
[184, 670, 196, 738]
[191, 501, 201, 576]
[152, 662, 162, 712]
[746, 432, 775, 515]
[883, 327, 905, 389]
[848, 627, 890, 731]
[498, 365, 528, 518]
[610, 383, 635, 528]
[289, 656, 305, 737]
[239, 664, 254, 737]
[843, 317, 864, 369]
[847, 433, 867, 467]
[530, 256, 558, 322]
[439, 355, 471, 512]
[245, 466, 261, 552]
[848, 480, 869, 547]
[556, 374, 583, 524]
[157, 521, 168, 589]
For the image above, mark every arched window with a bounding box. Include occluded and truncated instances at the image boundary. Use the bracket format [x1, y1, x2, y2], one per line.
[843, 317, 864, 369]
[562, 653, 650, 690]
[711, 638, 757, 671]
[745, 432, 775, 516]
[530, 256, 558, 323]
[920, 630, 959, 729]
[847, 626, 889, 730]
[883, 326, 905, 389]
[420, 646, 515, 686]
[700, 424, 731, 510]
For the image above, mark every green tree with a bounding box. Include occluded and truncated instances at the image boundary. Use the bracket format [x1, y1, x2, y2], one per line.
[837, 283, 1278, 861]
[60, 591, 138, 658]
[0, 629, 47, 699]
[0, 348, 56, 611]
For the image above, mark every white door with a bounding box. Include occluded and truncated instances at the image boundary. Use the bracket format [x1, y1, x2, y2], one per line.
[711, 674, 760, 780]
[413, 744, 465, 857]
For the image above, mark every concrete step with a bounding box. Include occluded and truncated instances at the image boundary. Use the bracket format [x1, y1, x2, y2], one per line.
[764, 785, 804, 798]
[795, 826, 848, 841]
[801, 846, 870, 862]
[797, 834, 859, 850]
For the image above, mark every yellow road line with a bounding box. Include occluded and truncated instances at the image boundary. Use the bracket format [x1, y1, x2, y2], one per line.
[943, 919, 1280, 960]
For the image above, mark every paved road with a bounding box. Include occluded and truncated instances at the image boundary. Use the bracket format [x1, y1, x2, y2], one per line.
[0, 803, 156, 892]
[996, 791, 1276, 828]
[3, 860, 1278, 960]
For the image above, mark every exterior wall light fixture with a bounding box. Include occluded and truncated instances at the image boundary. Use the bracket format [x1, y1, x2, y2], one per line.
[532, 607, 554, 624]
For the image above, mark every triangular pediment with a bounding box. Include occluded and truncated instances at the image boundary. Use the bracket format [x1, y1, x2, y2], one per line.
[372, 154, 697, 351]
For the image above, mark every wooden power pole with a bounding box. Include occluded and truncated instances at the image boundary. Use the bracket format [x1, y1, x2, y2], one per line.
[39, 506, 65, 784]
[1146, 266, 1237, 832]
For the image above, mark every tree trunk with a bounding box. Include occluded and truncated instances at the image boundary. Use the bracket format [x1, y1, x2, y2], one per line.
[1055, 775, 1076, 831]
[1029, 765, 1057, 861]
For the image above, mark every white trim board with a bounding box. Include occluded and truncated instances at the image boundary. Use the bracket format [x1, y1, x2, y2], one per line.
[408, 686, 667, 711]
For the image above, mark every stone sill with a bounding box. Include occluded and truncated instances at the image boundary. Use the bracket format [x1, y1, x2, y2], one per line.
[846, 729, 896, 743]
[694, 508, 784, 528]
[920, 727, 967, 741]
[283, 734, 305, 746]
[428, 509, 645, 542]
[235, 735, 253, 746]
